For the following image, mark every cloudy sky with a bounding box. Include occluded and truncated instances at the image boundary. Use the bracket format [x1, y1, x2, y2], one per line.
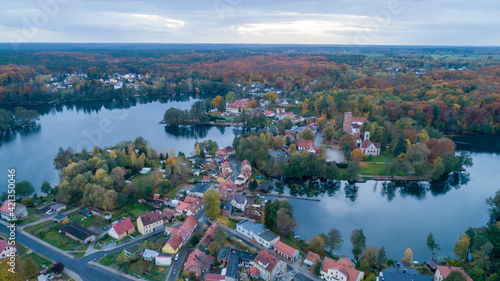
[0, 0, 499, 45]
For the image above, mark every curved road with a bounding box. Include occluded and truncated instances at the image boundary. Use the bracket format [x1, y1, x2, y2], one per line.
[0, 223, 162, 281]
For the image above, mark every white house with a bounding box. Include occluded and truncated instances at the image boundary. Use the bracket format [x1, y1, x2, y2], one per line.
[143, 249, 159, 261]
[360, 132, 381, 156]
[321, 258, 364, 281]
[227, 196, 248, 211]
[140, 167, 152, 175]
[0, 240, 15, 259]
[155, 255, 172, 266]
[236, 219, 265, 240]
[0, 201, 28, 220]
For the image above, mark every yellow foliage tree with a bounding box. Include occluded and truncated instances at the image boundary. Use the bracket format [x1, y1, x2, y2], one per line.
[351, 148, 364, 161]
[402, 248, 413, 265]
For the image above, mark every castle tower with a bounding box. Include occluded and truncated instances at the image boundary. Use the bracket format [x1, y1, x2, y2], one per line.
[343, 112, 352, 134]
[364, 131, 370, 141]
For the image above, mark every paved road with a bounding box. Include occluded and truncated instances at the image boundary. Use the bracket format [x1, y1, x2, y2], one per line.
[0, 224, 130, 281]
[229, 156, 241, 181]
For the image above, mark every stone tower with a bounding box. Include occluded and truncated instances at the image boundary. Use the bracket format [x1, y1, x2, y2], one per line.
[343, 112, 352, 134]
[364, 131, 370, 141]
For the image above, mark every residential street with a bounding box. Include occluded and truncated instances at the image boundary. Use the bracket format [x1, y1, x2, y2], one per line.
[229, 156, 241, 181]
[0, 223, 130, 281]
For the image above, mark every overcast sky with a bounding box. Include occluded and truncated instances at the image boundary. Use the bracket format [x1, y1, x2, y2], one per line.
[0, 0, 499, 45]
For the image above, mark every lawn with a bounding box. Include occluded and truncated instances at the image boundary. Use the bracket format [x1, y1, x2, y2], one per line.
[359, 162, 389, 175]
[367, 150, 394, 163]
[99, 251, 120, 266]
[111, 202, 153, 220]
[132, 173, 154, 190]
[166, 183, 187, 198]
[25, 220, 82, 251]
[72, 213, 107, 228]
[215, 216, 240, 229]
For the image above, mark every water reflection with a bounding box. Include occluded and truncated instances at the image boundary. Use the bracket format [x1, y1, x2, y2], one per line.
[274, 171, 470, 202]
[0, 124, 41, 147]
[164, 125, 212, 139]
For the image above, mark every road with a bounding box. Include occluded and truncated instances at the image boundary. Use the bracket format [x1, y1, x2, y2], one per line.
[0, 224, 131, 281]
[229, 156, 241, 181]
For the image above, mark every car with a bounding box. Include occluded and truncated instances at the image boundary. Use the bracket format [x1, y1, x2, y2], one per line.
[174, 254, 179, 261]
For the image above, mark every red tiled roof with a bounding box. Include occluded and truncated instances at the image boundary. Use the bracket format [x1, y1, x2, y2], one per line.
[436, 266, 473, 281]
[161, 208, 179, 219]
[112, 218, 134, 236]
[321, 258, 361, 281]
[0, 200, 24, 214]
[305, 251, 320, 263]
[176, 201, 197, 213]
[139, 211, 162, 226]
[254, 250, 281, 274]
[264, 110, 274, 115]
[200, 223, 218, 246]
[351, 117, 367, 123]
[298, 139, 314, 149]
[0, 239, 9, 253]
[274, 240, 297, 258]
[361, 139, 381, 149]
[250, 266, 260, 276]
[184, 248, 215, 274]
[166, 234, 183, 249]
[184, 196, 203, 208]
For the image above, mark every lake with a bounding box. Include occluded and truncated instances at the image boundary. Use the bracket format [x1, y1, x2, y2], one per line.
[0, 98, 498, 262]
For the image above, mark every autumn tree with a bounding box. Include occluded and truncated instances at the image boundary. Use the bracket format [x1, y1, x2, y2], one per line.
[203, 189, 221, 220]
[299, 128, 315, 140]
[309, 235, 326, 256]
[263, 91, 278, 103]
[360, 246, 378, 269]
[213, 95, 225, 112]
[351, 148, 364, 161]
[276, 208, 296, 238]
[426, 232, 440, 260]
[402, 248, 413, 265]
[454, 234, 471, 261]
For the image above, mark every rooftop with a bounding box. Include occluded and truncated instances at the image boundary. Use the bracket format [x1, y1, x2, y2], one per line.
[237, 219, 265, 235]
[258, 230, 279, 242]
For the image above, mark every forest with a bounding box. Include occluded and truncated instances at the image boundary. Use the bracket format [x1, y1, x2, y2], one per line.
[0, 46, 499, 134]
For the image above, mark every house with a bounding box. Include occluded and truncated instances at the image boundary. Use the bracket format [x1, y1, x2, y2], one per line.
[360, 131, 381, 156]
[200, 223, 218, 247]
[225, 249, 257, 279]
[320, 258, 364, 281]
[86, 206, 113, 220]
[227, 196, 248, 211]
[0, 201, 28, 220]
[109, 218, 135, 240]
[259, 182, 271, 194]
[236, 219, 265, 241]
[220, 202, 232, 216]
[162, 215, 198, 254]
[137, 211, 164, 235]
[219, 180, 237, 201]
[274, 240, 299, 261]
[155, 255, 172, 266]
[161, 208, 180, 222]
[250, 250, 287, 281]
[257, 230, 280, 248]
[276, 108, 285, 114]
[304, 251, 321, 272]
[61, 223, 96, 244]
[343, 112, 368, 135]
[264, 110, 275, 118]
[297, 139, 320, 154]
[277, 99, 289, 106]
[227, 99, 250, 113]
[434, 266, 473, 281]
[175, 201, 198, 216]
[138, 198, 146, 204]
[184, 196, 203, 212]
[234, 175, 249, 189]
[268, 150, 290, 162]
[143, 249, 159, 261]
[220, 161, 233, 173]
[425, 261, 438, 272]
[52, 213, 68, 223]
[0, 239, 15, 259]
[49, 203, 66, 213]
[124, 244, 142, 257]
[140, 167, 152, 175]
[183, 248, 215, 280]
[215, 146, 236, 163]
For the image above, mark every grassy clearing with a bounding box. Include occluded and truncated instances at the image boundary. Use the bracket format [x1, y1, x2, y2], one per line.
[25, 220, 81, 251]
[367, 150, 393, 163]
[215, 216, 240, 229]
[166, 183, 187, 198]
[111, 202, 152, 221]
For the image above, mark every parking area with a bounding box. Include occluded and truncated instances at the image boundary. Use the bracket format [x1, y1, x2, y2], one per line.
[326, 147, 345, 162]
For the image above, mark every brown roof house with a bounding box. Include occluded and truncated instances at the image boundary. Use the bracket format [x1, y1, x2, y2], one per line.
[137, 211, 164, 235]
